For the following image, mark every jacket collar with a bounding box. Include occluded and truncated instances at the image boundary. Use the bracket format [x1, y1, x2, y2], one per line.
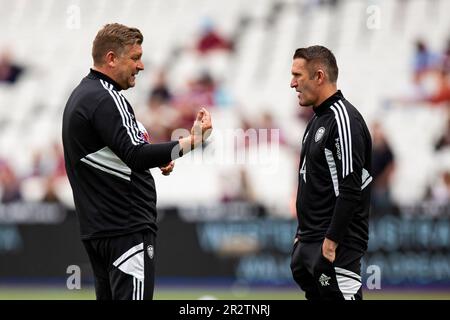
[88, 68, 123, 91]
[313, 90, 344, 115]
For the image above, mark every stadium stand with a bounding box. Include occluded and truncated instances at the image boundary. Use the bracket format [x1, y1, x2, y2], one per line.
[0, 0, 449, 214]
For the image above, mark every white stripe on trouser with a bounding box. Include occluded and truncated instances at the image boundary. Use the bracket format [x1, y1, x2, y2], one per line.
[112, 243, 144, 267]
[334, 267, 361, 300]
[133, 277, 144, 300]
[113, 242, 145, 300]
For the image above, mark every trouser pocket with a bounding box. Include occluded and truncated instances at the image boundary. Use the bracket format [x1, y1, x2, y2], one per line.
[312, 248, 345, 300]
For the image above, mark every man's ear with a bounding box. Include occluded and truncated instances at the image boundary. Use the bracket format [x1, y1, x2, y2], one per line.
[316, 69, 326, 84]
[105, 51, 116, 68]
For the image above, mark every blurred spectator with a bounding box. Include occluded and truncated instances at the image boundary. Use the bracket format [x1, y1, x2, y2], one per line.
[371, 122, 395, 212]
[213, 79, 233, 107]
[149, 69, 172, 104]
[172, 71, 222, 130]
[137, 70, 179, 143]
[0, 159, 22, 203]
[301, 0, 340, 14]
[220, 168, 256, 203]
[0, 49, 24, 84]
[189, 72, 217, 106]
[40, 176, 59, 203]
[387, 40, 450, 108]
[235, 116, 255, 150]
[394, 40, 440, 105]
[426, 171, 450, 206]
[41, 143, 66, 203]
[24, 143, 66, 203]
[259, 111, 287, 146]
[320, 0, 339, 6]
[49, 142, 66, 178]
[234, 112, 288, 150]
[424, 70, 450, 106]
[30, 151, 47, 177]
[413, 40, 439, 82]
[435, 111, 450, 151]
[441, 38, 450, 75]
[196, 18, 233, 55]
[296, 104, 315, 123]
[138, 92, 180, 143]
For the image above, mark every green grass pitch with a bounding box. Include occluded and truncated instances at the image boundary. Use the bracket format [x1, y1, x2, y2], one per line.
[0, 286, 449, 300]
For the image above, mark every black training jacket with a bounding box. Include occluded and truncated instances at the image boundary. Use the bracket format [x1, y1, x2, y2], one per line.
[296, 90, 372, 252]
[62, 69, 181, 240]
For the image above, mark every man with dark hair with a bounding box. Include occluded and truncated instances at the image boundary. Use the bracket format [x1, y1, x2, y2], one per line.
[289, 45, 372, 300]
[62, 23, 212, 300]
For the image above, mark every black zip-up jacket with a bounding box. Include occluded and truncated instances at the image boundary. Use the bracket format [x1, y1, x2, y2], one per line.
[296, 90, 372, 252]
[62, 69, 182, 240]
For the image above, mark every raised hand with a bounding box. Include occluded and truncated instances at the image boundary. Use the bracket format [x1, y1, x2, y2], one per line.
[191, 107, 212, 147]
[159, 161, 175, 176]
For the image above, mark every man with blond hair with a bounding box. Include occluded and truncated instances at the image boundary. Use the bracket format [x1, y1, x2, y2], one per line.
[62, 23, 212, 300]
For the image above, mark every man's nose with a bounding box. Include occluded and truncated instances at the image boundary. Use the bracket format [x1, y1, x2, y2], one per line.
[290, 79, 297, 88]
[137, 61, 144, 70]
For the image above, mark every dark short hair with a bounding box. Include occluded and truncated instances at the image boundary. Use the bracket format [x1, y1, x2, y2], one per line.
[293, 46, 338, 83]
[92, 23, 143, 65]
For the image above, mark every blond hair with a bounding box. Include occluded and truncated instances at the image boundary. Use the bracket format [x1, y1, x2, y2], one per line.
[92, 23, 143, 65]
